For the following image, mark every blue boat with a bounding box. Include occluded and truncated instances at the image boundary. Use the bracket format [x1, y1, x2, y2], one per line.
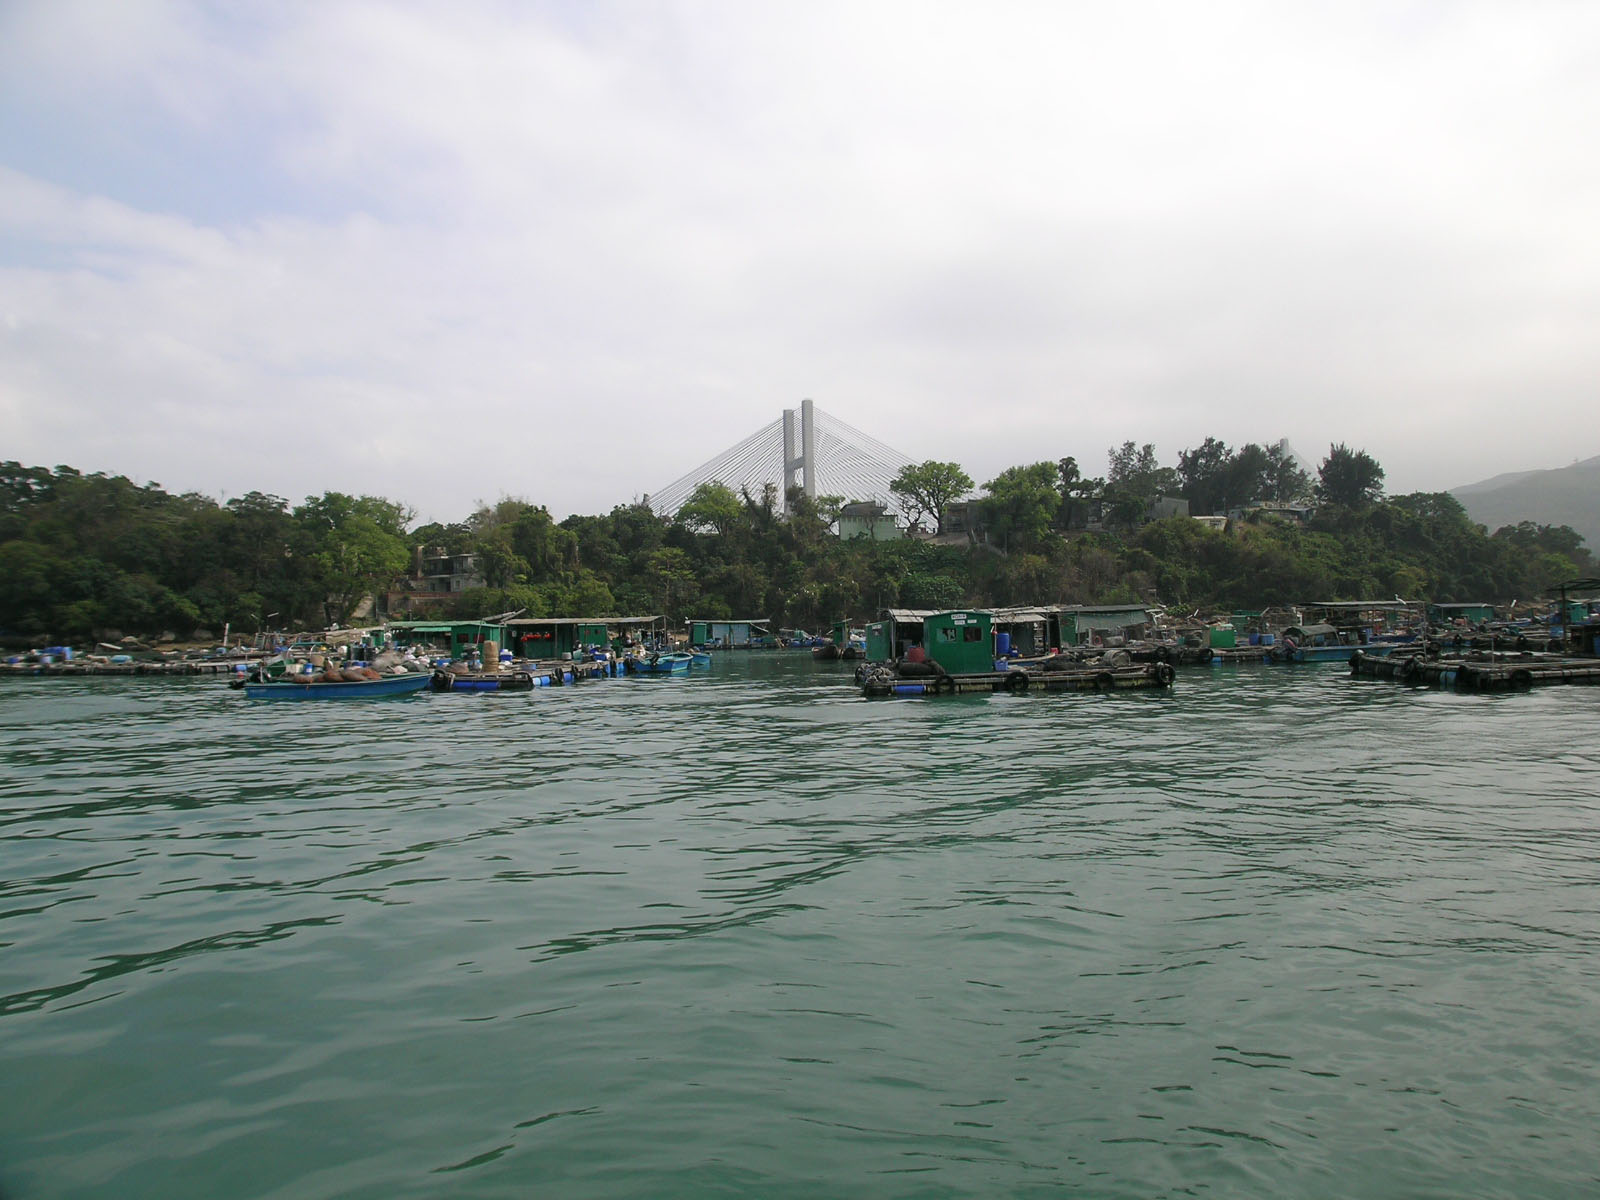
[1268, 624, 1399, 663]
[243, 671, 434, 699]
[629, 652, 693, 675]
[690, 651, 712, 667]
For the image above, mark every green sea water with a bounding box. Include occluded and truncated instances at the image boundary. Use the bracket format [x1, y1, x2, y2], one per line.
[2, 656, 1599, 1199]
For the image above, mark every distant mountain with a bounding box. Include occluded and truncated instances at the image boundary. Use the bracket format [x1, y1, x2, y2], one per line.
[1450, 455, 1600, 551]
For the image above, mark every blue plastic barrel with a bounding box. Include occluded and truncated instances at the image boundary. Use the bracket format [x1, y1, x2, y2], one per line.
[996, 631, 1012, 657]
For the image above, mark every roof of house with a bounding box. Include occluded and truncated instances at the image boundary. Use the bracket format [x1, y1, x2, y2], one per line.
[503, 616, 661, 627]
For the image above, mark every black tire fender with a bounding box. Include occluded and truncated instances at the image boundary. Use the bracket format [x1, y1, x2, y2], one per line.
[936, 674, 956, 694]
[1094, 671, 1115, 691]
[1005, 671, 1029, 694]
[1155, 663, 1175, 688]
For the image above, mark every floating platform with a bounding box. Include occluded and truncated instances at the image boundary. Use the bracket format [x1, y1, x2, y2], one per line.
[859, 662, 1175, 698]
[1129, 644, 1218, 666]
[1208, 646, 1273, 664]
[3, 658, 259, 677]
[431, 660, 611, 690]
[431, 669, 538, 692]
[1350, 649, 1600, 692]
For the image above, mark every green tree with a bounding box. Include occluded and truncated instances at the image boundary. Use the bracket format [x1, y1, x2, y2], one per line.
[1177, 437, 1234, 515]
[473, 527, 529, 589]
[294, 493, 411, 624]
[982, 462, 1061, 550]
[1055, 457, 1102, 529]
[676, 481, 744, 539]
[1103, 442, 1180, 528]
[1263, 441, 1312, 502]
[645, 547, 699, 620]
[889, 461, 973, 534]
[1107, 442, 1180, 497]
[1316, 444, 1385, 509]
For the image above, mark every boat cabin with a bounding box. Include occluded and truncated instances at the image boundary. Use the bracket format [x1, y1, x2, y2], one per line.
[1281, 623, 1346, 648]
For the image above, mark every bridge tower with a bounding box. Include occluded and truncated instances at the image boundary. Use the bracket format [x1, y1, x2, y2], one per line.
[646, 401, 915, 520]
[781, 399, 817, 515]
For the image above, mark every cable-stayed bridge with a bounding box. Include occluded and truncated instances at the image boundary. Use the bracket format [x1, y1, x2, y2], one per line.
[648, 400, 917, 518]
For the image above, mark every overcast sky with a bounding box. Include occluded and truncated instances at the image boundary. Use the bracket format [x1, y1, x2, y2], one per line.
[3, 1, 1598, 524]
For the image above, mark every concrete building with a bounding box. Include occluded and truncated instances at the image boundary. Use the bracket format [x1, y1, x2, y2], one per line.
[837, 501, 901, 541]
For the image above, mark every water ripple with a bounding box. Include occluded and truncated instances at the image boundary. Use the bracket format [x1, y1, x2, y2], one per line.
[3, 661, 1600, 1198]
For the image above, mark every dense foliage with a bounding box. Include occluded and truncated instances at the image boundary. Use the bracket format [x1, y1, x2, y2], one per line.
[1, 442, 1591, 643]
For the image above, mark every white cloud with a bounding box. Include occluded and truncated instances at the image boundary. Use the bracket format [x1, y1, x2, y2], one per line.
[3, 0, 1600, 520]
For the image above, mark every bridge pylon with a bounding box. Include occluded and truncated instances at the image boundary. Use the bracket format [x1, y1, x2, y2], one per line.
[647, 401, 916, 521]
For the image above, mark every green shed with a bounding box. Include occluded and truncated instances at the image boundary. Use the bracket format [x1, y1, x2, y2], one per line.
[505, 617, 656, 659]
[385, 620, 503, 659]
[686, 618, 770, 648]
[923, 611, 994, 675]
[1054, 604, 1153, 645]
[866, 620, 894, 663]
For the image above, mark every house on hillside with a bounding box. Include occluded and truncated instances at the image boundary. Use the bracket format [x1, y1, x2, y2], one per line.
[386, 548, 485, 615]
[905, 499, 986, 543]
[1226, 501, 1313, 526]
[837, 501, 900, 541]
[1067, 495, 1190, 532]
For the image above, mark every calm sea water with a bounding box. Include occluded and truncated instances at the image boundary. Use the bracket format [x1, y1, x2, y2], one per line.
[3, 656, 1599, 1199]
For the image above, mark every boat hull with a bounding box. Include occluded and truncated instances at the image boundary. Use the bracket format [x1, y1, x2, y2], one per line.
[630, 653, 693, 674]
[243, 672, 433, 699]
[1275, 643, 1398, 663]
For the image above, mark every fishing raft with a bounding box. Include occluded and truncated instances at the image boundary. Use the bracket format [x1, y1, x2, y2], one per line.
[855, 609, 1175, 699]
[1351, 648, 1600, 692]
[860, 661, 1174, 698]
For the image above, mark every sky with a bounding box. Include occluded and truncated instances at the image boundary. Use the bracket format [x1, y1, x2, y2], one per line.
[3, 1, 1599, 525]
